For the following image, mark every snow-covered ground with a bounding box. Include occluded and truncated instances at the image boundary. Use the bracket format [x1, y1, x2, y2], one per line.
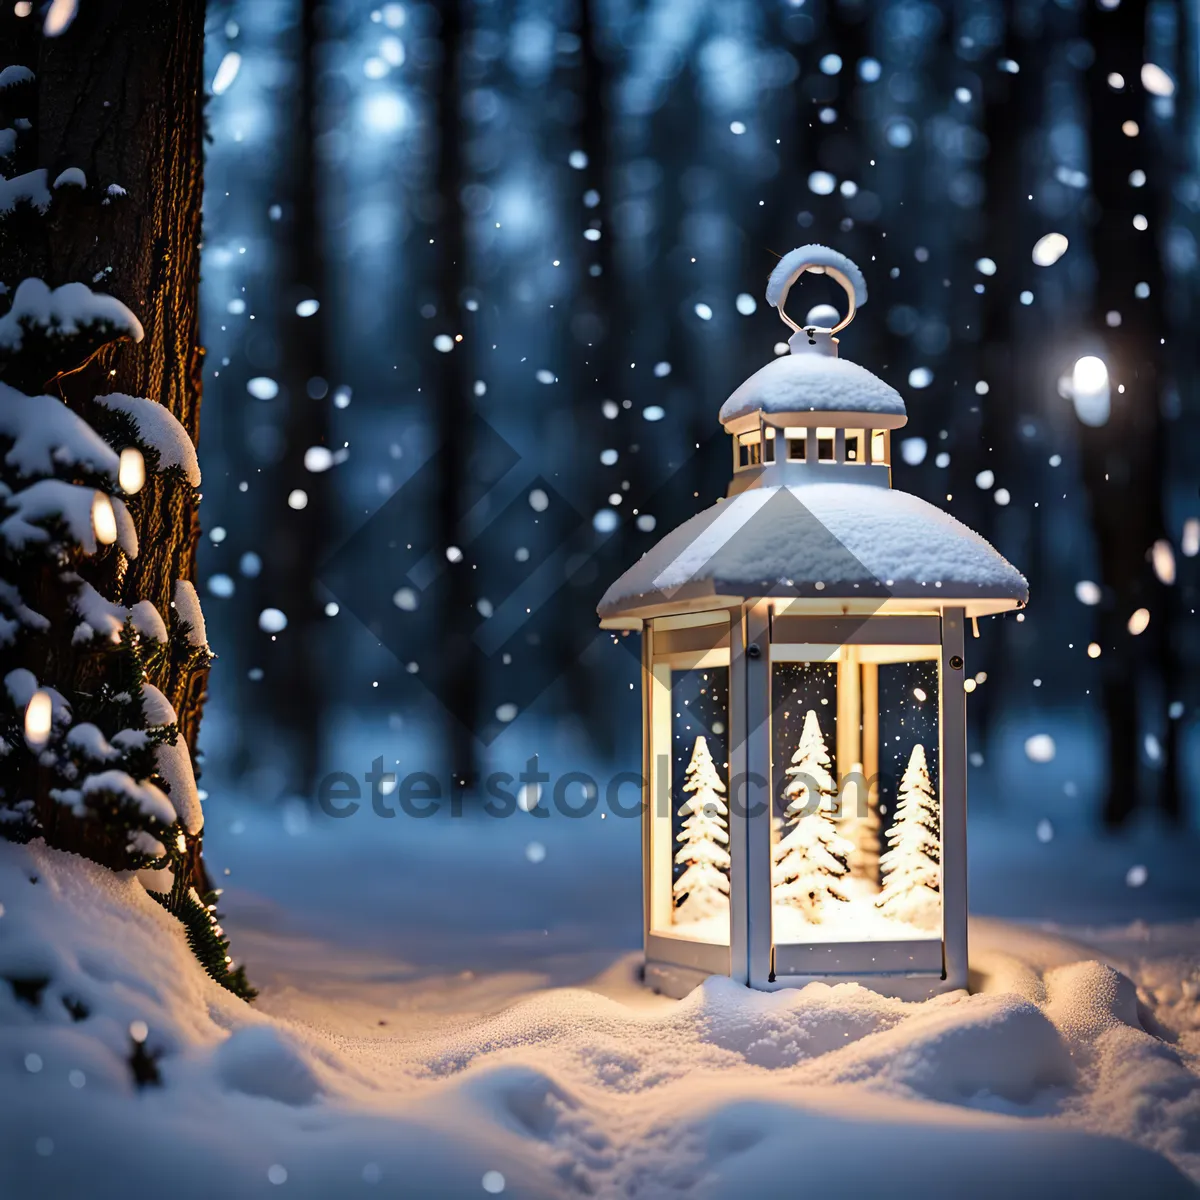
[2, 800, 1198, 1198]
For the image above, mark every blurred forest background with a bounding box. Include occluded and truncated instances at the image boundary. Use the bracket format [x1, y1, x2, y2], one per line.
[194, 0, 1200, 834]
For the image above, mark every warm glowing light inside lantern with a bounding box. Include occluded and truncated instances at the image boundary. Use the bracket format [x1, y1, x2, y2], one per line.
[118, 447, 145, 494]
[92, 491, 118, 545]
[24, 689, 52, 747]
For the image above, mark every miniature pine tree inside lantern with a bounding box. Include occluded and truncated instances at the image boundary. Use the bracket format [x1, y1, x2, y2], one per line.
[772, 709, 853, 926]
[877, 743, 942, 931]
[672, 735, 731, 937]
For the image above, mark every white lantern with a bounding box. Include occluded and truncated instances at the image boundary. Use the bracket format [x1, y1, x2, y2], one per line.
[598, 246, 1027, 1000]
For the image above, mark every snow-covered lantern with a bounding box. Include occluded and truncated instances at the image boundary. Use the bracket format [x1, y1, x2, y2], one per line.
[598, 247, 1027, 1000]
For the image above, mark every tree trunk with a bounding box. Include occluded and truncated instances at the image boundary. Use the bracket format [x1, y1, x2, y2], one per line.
[0, 0, 209, 885]
[1082, 0, 1170, 827]
[257, 0, 331, 799]
[972, 10, 1042, 771]
[433, 0, 477, 781]
[571, 0, 620, 754]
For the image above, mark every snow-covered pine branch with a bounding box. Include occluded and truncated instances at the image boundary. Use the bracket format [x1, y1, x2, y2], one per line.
[95, 393, 201, 486]
[0, 278, 144, 379]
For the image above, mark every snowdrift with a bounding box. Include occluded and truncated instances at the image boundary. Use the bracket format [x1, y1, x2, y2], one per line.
[0, 839, 1196, 1198]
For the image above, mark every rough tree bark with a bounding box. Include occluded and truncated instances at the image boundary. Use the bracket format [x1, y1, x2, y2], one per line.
[0, 0, 210, 885]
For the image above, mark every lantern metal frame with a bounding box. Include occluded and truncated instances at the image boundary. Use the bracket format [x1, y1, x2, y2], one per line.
[640, 602, 968, 1001]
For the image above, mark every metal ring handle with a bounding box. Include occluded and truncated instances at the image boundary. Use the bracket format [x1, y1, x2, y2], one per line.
[774, 263, 858, 335]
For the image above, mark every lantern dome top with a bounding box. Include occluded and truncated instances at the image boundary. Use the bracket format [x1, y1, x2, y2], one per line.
[599, 245, 1027, 627]
[720, 244, 905, 430]
[597, 482, 1028, 627]
[718, 353, 906, 427]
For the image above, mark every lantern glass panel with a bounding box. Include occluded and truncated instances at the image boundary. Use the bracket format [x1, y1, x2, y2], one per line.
[769, 644, 943, 950]
[648, 637, 731, 949]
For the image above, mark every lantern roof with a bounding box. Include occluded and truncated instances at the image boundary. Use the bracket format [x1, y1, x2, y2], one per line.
[598, 246, 1028, 627]
[718, 352, 906, 427]
[598, 482, 1028, 627]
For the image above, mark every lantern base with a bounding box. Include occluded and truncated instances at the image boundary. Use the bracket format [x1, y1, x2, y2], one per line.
[644, 958, 966, 1002]
[644, 959, 720, 1000]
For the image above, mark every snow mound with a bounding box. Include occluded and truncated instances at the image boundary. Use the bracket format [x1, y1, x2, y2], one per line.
[0, 840, 1196, 1198]
[799, 989, 1075, 1104]
[666, 1092, 1190, 1200]
[212, 1025, 321, 1105]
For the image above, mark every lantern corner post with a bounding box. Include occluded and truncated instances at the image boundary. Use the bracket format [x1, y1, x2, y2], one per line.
[940, 607, 969, 991]
[727, 606, 749, 986]
[643, 621, 675, 961]
[640, 620, 653, 967]
[743, 599, 774, 990]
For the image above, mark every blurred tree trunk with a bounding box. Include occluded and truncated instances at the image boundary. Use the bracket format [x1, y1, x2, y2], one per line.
[1147, 0, 1190, 823]
[573, 0, 619, 753]
[433, 0, 476, 781]
[972, 12, 1042, 769]
[259, 0, 332, 799]
[1082, 0, 1172, 826]
[0, 0, 210, 887]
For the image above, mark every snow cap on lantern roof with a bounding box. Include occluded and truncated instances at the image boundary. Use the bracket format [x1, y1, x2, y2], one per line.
[597, 483, 1028, 626]
[718, 354, 907, 427]
[719, 244, 906, 429]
